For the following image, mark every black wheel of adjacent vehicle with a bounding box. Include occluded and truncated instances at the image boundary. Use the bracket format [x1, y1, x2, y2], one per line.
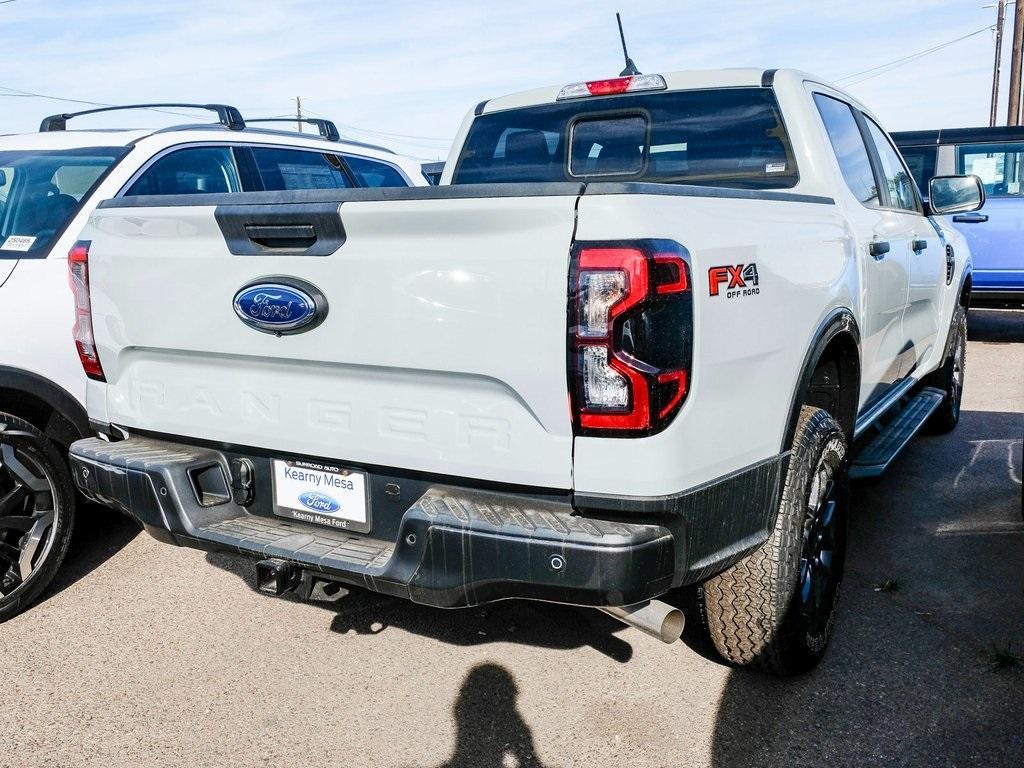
[924, 304, 967, 434]
[697, 406, 849, 675]
[0, 413, 75, 622]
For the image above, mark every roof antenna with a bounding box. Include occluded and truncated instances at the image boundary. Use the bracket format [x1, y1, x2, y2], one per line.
[616, 13, 640, 76]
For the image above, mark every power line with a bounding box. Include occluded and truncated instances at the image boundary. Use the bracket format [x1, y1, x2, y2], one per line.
[836, 26, 992, 86]
[0, 84, 212, 120]
[0, 84, 114, 110]
[0, 82, 452, 145]
[300, 107, 452, 145]
[337, 124, 453, 144]
[318, 122, 451, 146]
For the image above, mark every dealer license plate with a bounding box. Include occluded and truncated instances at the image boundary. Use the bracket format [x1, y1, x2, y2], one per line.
[271, 459, 370, 533]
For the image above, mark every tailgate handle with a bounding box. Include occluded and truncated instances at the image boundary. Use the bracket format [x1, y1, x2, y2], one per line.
[244, 224, 317, 249]
[214, 203, 346, 256]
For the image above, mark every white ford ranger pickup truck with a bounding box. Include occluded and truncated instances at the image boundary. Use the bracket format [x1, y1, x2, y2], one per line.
[69, 70, 985, 674]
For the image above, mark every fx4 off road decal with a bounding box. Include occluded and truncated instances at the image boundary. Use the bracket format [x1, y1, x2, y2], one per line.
[708, 263, 760, 298]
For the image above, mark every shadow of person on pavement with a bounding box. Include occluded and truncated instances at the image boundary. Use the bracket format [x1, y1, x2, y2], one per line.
[428, 662, 555, 768]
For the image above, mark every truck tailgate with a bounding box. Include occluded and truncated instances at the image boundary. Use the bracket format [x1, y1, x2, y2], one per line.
[86, 190, 580, 488]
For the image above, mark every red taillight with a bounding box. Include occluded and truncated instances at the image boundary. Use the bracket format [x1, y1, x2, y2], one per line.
[67, 240, 104, 381]
[569, 240, 692, 436]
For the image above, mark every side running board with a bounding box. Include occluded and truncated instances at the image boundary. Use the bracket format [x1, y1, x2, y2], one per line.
[849, 387, 945, 480]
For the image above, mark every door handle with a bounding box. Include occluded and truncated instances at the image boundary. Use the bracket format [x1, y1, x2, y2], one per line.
[912, 239, 928, 253]
[869, 241, 890, 259]
[952, 212, 989, 223]
[244, 224, 317, 249]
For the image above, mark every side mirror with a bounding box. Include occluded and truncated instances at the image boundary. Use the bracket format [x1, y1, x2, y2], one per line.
[928, 175, 985, 216]
[0, 169, 6, 186]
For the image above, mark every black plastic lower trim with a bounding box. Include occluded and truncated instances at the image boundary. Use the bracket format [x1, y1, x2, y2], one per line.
[69, 436, 676, 608]
[575, 453, 788, 585]
[970, 290, 1024, 307]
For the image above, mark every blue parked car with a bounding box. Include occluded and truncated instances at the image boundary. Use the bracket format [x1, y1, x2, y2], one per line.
[894, 127, 1023, 307]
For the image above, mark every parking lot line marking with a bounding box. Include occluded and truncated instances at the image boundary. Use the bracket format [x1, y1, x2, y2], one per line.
[934, 521, 1024, 536]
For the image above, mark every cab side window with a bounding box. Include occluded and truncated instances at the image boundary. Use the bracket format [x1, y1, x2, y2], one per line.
[813, 94, 879, 206]
[343, 154, 409, 188]
[251, 148, 350, 191]
[863, 119, 921, 213]
[126, 146, 242, 196]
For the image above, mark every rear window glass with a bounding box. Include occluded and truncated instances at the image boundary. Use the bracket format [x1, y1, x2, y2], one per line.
[343, 154, 409, 187]
[0, 146, 125, 259]
[569, 114, 647, 177]
[956, 142, 1024, 198]
[453, 87, 799, 189]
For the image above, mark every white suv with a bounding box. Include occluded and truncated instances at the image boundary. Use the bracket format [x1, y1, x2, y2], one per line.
[0, 103, 425, 620]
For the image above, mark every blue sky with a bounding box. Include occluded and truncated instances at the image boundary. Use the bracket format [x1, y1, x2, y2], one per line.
[0, 0, 1016, 158]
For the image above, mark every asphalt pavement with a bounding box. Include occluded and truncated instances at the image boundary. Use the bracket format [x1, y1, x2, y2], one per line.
[2, 309, 1021, 768]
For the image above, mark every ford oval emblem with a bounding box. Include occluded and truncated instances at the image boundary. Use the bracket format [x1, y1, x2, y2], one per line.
[299, 491, 341, 514]
[233, 277, 327, 335]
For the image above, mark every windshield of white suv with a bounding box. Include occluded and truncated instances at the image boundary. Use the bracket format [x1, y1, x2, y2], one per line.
[452, 87, 799, 189]
[0, 147, 127, 259]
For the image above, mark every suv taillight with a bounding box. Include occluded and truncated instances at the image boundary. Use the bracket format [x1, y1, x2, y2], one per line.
[569, 240, 692, 436]
[67, 240, 105, 381]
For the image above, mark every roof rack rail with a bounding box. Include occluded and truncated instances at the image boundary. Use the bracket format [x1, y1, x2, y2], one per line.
[244, 118, 341, 142]
[39, 103, 245, 132]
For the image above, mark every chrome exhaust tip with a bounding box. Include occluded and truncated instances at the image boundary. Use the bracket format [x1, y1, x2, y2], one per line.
[599, 600, 685, 644]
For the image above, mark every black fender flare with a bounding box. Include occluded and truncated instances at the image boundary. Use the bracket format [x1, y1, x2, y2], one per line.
[935, 274, 971, 363]
[0, 366, 90, 444]
[781, 308, 861, 450]
[957, 266, 972, 310]
[928, 267, 972, 364]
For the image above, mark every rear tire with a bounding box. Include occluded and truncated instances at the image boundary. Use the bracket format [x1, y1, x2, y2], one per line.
[698, 406, 849, 675]
[0, 413, 76, 622]
[924, 304, 967, 434]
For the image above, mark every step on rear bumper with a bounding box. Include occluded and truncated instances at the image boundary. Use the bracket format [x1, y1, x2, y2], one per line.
[69, 436, 676, 608]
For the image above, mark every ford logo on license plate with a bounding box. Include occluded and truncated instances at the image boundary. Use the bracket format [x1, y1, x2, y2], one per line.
[233, 277, 328, 335]
[298, 491, 341, 513]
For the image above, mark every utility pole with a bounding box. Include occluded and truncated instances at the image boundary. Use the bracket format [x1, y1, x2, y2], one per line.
[295, 96, 303, 133]
[991, 0, 1006, 126]
[1009, 0, 1024, 125]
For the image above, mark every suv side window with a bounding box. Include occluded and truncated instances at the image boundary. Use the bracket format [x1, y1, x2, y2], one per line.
[863, 118, 921, 213]
[956, 141, 1024, 198]
[251, 147, 351, 191]
[126, 146, 242, 196]
[342, 154, 409, 188]
[813, 93, 879, 206]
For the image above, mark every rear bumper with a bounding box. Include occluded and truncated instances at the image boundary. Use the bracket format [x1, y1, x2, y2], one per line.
[69, 436, 676, 608]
